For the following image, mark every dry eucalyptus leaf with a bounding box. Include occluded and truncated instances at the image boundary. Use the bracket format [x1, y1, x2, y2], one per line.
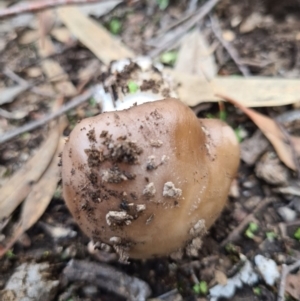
[175, 30, 217, 79]
[37, 36, 77, 97]
[215, 270, 228, 285]
[57, 6, 134, 65]
[0, 121, 60, 221]
[239, 12, 263, 34]
[166, 70, 300, 107]
[19, 29, 39, 44]
[218, 93, 298, 171]
[0, 137, 64, 258]
[285, 274, 300, 300]
[51, 27, 75, 44]
[25, 67, 42, 78]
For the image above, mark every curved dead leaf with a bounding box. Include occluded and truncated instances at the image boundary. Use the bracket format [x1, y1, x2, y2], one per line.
[285, 274, 300, 300]
[175, 30, 217, 79]
[0, 138, 64, 258]
[0, 122, 60, 221]
[217, 93, 298, 171]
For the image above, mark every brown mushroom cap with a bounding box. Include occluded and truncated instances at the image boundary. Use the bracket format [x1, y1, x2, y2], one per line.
[62, 98, 239, 259]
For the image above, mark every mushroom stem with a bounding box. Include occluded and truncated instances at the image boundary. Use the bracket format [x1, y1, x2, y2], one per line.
[93, 57, 177, 112]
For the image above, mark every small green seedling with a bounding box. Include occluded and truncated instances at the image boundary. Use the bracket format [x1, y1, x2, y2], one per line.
[160, 51, 178, 66]
[225, 243, 238, 254]
[53, 187, 62, 199]
[234, 128, 243, 143]
[245, 222, 259, 239]
[193, 281, 208, 295]
[205, 113, 214, 119]
[219, 110, 227, 121]
[89, 97, 97, 107]
[156, 0, 169, 10]
[294, 228, 300, 241]
[109, 19, 122, 35]
[253, 287, 261, 295]
[128, 81, 139, 94]
[21, 132, 30, 140]
[6, 249, 15, 259]
[266, 231, 277, 241]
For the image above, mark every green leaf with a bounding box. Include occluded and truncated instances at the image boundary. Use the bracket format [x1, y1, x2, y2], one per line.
[234, 128, 242, 143]
[225, 243, 237, 253]
[248, 222, 259, 232]
[219, 110, 227, 121]
[199, 281, 208, 294]
[253, 287, 261, 295]
[128, 81, 139, 94]
[160, 51, 178, 66]
[89, 97, 97, 107]
[109, 19, 122, 35]
[205, 113, 214, 119]
[294, 228, 300, 240]
[6, 249, 15, 259]
[21, 132, 30, 140]
[193, 281, 208, 295]
[245, 229, 254, 239]
[266, 231, 277, 241]
[245, 222, 259, 239]
[156, 0, 169, 10]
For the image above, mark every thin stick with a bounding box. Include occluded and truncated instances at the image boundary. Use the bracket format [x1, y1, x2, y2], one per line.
[0, 0, 125, 19]
[63, 259, 151, 300]
[154, 10, 197, 38]
[277, 260, 300, 301]
[221, 198, 276, 246]
[148, 0, 221, 58]
[0, 89, 94, 144]
[3, 68, 55, 98]
[210, 15, 251, 77]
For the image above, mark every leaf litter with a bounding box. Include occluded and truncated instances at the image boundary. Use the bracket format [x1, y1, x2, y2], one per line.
[0, 132, 66, 258]
[217, 93, 300, 171]
[1, 1, 300, 300]
[0, 118, 61, 222]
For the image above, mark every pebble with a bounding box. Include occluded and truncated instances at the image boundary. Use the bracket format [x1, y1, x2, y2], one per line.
[277, 206, 297, 222]
[292, 197, 300, 213]
[0, 262, 59, 301]
[82, 285, 98, 297]
[210, 260, 258, 301]
[39, 222, 77, 240]
[254, 255, 280, 286]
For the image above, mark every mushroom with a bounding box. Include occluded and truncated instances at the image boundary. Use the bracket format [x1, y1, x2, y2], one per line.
[62, 97, 239, 261]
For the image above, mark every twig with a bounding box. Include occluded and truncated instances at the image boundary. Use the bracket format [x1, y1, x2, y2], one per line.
[148, 0, 221, 58]
[154, 10, 196, 38]
[221, 197, 276, 246]
[209, 15, 251, 77]
[0, 89, 94, 144]
[278, 260, 300, 301]
[3, 68, 55, 98]
[156, 289, 179, 300]
[279, 219, 300, 239]
[0, 0, 125, 19]
[63, 259, 151, 301]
